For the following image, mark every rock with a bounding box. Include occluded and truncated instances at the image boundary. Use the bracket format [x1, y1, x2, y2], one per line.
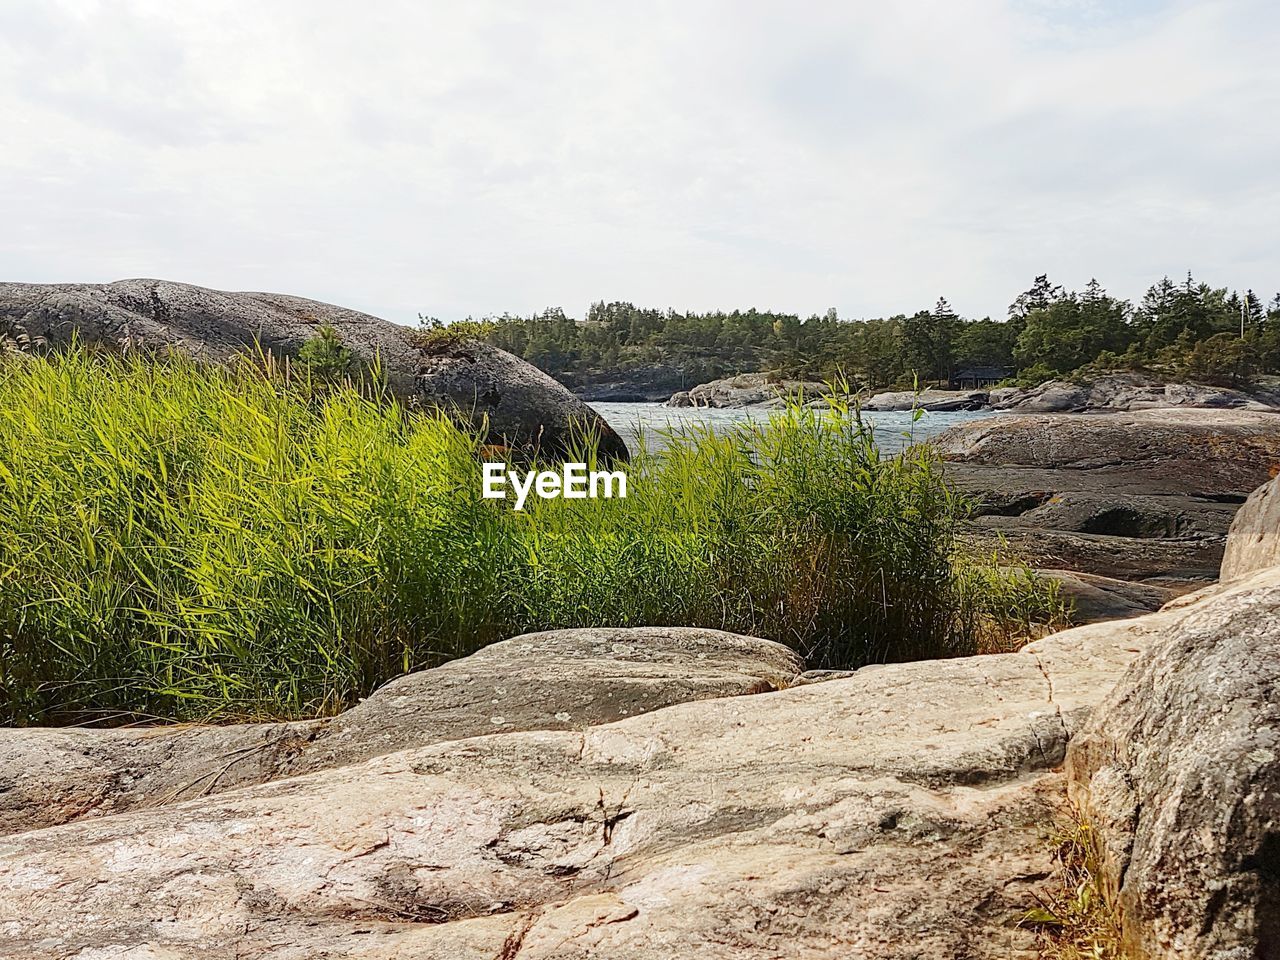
[935, 409, 1280, 496]
[295, 627, 803, 774]
[569, 365, 693, 403]
[1037, 569, 1184, 624]
[0, 605, 1165, 959]
[974, 528, 1227, 583]
[791, 669, 861, 685]
[576, 390, 649, 403]
[665, 373, 830, 408]
[995, 372, 1279, 413]
[0, 627, 802, 837]
[994, 492, 1232, 539]
[987, 386, 1020, 406]
[1066, 564, 1280, 959]
[938, 409, 1280, 584]
[0, 279, 627, 461]
[1221, 474, 1280, 582]
[861, 388, 989, 411]
[8, 551, 1280, 956]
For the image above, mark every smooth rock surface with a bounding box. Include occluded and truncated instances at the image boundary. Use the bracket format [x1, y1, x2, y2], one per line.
[0, 593, 1183, 958]
[1067, 565, 1280, 959]
[938, 408, 1280, 583]
[1037, 569, 1184, 624]
[860, 388, 989, 411]
[0, 628, 802, 837]
[1221, 473, 1280, 582]
[0, 279, 627, 460]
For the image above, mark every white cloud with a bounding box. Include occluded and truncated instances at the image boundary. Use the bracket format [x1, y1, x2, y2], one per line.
[0, 0, 1276, 323]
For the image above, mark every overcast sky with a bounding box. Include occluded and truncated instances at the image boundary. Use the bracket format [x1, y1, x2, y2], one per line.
[1, 0, 1276, 324]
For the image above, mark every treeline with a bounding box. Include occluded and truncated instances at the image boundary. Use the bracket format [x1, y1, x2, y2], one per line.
[430, 273, 1280, 390]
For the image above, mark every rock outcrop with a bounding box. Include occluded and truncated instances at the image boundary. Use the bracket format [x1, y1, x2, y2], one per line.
[1067, 563, 1280, 959]
[0, 607, 1160, 959]
[935, 408, 1280, 585]
[666, 373, 829, 408]
[860, 388, 989, 411]
[993, 372, 1280, 413]
[661, 371, 1280, 414]
[0, 627, 802, 837]
[1221, 473, 1280, 583]
[1035, 569, 1184, 624]
[3, 520, 1280, 955]
[0, 279, 628, 460]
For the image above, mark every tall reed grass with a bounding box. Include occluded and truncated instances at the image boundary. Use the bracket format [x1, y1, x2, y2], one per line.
[0, 351, 1060, 724]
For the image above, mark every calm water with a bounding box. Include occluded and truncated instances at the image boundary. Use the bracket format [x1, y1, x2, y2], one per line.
[589, 402, 998, 454]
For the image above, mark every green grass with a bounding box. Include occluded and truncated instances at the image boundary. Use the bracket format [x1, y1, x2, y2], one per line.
[0, 351, 1062, 725]
[1023, 818, 1126, 959]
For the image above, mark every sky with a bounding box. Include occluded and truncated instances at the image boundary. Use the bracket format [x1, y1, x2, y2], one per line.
[1, 0, 1277, 325]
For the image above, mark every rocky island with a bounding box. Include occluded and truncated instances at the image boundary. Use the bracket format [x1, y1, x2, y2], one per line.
[661, 370, 1280, 414]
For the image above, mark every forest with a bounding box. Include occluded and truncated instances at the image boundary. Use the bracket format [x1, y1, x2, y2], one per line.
[429, 274, 1280, 392]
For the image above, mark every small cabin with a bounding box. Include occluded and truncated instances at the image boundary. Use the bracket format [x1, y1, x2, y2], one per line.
[950, 366, 1012, 390]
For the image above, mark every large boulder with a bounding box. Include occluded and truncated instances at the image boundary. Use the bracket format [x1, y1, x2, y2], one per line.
[936, 409, 1280, 584]
[1221, 474, 1280, 583]
[0, 279, 628, 461]
[1066, 565, 1280, 959]
[0, 627, 802, 837]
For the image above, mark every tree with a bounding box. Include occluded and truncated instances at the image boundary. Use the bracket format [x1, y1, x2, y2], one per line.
[1184, 332, 1256, 387]
[1133, 273, 1237, 353]
[955, 319, 1016, 369]
[1008, 275, 1066, 327]
[1013, 281, 1131, 376]
[298, 325, 355, 381]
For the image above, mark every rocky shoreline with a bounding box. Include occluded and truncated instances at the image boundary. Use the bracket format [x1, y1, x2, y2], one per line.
[655, 370, 1280, 413]
[932, 407, 1280, 621]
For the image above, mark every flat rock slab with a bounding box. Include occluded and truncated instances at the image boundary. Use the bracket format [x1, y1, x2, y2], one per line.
[0, 600, 1179, 958]
[938, 409, 1280, 584]
[1036, 569, 1185, 624]
[966, 526, 1226, 584]
[0, 628, 802, 836]
[936, 409, 1280, 497]
[861, 389, 989, 411]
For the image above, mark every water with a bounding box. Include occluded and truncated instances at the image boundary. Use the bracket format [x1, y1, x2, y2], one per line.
[589, 402, 998, 454]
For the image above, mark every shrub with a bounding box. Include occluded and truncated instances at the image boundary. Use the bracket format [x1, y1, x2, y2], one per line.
[0, 351, 1061, 724]
[297, 324, 355, 380]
